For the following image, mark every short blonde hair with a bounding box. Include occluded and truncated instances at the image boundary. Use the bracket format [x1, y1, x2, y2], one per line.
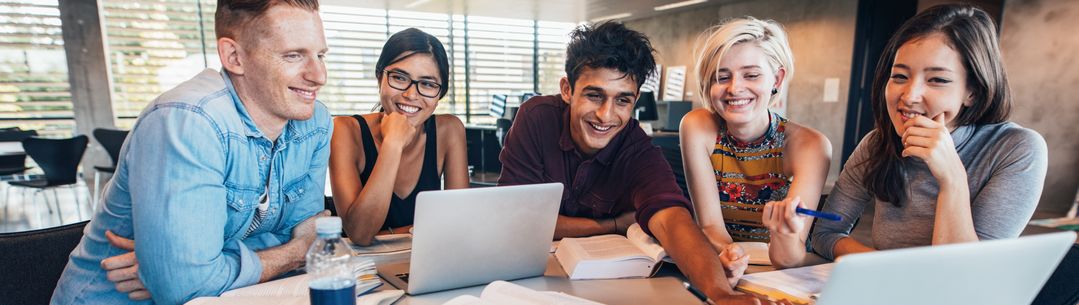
[693, 17, 794, 112]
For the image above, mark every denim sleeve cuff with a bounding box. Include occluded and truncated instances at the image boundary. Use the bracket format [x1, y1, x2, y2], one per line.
[229, 239, 264, 290]
[810, 232, 846, 261]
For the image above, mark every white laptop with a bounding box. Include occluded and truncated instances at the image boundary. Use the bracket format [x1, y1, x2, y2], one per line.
[377, 183, 563, 295]
[815, 231, 1076, 305]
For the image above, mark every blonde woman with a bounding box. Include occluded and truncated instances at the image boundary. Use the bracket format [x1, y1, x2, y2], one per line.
[680, 17, 831, 271]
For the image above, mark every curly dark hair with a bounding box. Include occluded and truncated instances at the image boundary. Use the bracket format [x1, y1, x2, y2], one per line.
[564, 22, 657, 91]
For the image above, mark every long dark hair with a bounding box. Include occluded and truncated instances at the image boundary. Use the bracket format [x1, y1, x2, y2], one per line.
[375, 28, 450, 99]
[862, 4, 1012, 205]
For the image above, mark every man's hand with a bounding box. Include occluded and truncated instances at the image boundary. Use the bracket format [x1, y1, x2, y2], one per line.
[291, 210, 331, 248]
[613, 211, 636, 234]
[101, 230, 150, 300]
[719, 243, 749, 288]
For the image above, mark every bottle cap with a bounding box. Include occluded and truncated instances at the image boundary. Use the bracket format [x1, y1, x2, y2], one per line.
[315, 216, 342, 235]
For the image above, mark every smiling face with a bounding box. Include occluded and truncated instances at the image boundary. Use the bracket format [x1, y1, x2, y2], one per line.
[707, 42, 784, 129]
[234, 5, 327, 124]
[560, 67, 638, 157]
[378, 53, 442, 126]
[886, 32, 973, 135]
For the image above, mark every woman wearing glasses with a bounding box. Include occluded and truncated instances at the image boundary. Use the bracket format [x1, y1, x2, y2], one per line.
[330, 28, 469, 246]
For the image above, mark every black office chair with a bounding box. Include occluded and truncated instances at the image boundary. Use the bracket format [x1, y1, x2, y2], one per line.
[0, 220, 87, 305]
[0, 128, 37, 220]
[91, 129, 128, 210]
[10, 136, 90, 223]
[0, 128, 37, 175]
[0, 128, 39, 142]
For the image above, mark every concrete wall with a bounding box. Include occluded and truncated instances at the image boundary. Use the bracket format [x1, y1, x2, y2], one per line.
[1000, 0, 1079, 214]
[624, 0, 859, 185]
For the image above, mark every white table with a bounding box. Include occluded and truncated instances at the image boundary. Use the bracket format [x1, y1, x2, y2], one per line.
[382, 254, 702, 305]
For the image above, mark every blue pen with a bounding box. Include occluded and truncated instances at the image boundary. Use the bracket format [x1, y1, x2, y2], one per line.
[796, 207, 842, 221]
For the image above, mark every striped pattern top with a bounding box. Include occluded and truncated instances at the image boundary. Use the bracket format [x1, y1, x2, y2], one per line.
[711, 111, 791, 242]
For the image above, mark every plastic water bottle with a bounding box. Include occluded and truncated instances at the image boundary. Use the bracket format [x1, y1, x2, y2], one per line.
[306, 217, 356, 305]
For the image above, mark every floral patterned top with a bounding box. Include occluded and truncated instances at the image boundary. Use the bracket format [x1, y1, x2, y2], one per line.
[711, 111, 790, 242]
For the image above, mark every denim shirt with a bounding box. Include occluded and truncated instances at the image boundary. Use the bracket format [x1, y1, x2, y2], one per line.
[51, 69, 332, 305]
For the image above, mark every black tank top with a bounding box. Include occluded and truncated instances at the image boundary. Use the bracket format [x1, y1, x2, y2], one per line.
[353, 115, 440, 229]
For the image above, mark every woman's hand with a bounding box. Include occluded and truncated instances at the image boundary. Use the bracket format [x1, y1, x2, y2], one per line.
[762, 196, 808, 237]
[380, 112, 419, 149]
[719, 243, 749, 288]
[901, 113, 966, 184]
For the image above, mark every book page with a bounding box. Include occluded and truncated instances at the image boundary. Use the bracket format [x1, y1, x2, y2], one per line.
[480, 281, 605, 305]
[221, 273, 311, 297]
[736, 263, 833, 304]
[188, 289, 402, 305]
[442, 295, 486, 305]
[735, 242, 771, 266]
[626, 223, 667, 262]
[221, 268, 382, 298]
[569, 235, 649, 261]
[358, 290, 405, 305]
[185, 296, 308, 305]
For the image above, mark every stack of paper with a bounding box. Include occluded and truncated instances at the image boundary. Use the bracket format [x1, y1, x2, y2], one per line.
[736, 263, 834, 304]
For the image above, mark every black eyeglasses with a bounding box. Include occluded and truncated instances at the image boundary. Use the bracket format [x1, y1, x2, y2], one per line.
[384, 70, 442, 98]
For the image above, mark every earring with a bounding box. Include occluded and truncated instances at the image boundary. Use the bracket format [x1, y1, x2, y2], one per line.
[771, 88, 779, 95]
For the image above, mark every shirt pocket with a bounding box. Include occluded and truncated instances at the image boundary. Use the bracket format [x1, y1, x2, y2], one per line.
[282, 174, 314, 204]
[580, 190, 619, 218]
[224, 186, 261, 240]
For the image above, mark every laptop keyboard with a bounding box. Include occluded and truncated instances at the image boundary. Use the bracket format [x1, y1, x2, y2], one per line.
[396, 272, 410, 283]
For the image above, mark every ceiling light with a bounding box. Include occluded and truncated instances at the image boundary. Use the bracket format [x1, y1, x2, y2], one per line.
[654, 0, 708, 11]
[405, 0, 431, 9]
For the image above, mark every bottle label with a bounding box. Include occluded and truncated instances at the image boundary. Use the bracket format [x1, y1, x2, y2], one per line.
[309, 278, 356, 305]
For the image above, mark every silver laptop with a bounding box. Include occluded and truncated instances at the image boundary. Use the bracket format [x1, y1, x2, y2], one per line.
[377, 183, 563, 295]
[816, 231, 1076, 305]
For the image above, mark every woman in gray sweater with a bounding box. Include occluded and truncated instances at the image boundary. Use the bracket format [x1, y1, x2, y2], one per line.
[762, 3, 1049, 264]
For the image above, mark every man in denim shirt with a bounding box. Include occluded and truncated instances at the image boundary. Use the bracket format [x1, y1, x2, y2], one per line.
[51, 1, 331, 304]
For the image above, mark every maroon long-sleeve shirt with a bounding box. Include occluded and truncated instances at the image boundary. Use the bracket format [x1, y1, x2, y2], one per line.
[497, 95, 691, 236]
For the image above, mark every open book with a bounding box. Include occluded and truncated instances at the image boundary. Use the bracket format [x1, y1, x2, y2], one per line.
[555, 224, 771, 280]
[554, 224, 668, 280]
[184, 258, 399, 305]
[441, 280, 604, 305]
[735, 263, 834, 304]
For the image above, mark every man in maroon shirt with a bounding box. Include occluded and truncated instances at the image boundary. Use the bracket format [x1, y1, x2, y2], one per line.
[498, 22, 775, 304]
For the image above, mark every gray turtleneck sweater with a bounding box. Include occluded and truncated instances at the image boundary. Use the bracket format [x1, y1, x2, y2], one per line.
[811, 122, 1049, 260]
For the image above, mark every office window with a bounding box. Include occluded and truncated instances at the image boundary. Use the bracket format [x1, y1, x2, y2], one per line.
[102, 0, 218, 129]
[318, 6, 386, 115]
[6, 1, 574, 130]
[462, 16, 534, 125]
[0, 0, 73, 137]
[536, 21, 576, 100]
